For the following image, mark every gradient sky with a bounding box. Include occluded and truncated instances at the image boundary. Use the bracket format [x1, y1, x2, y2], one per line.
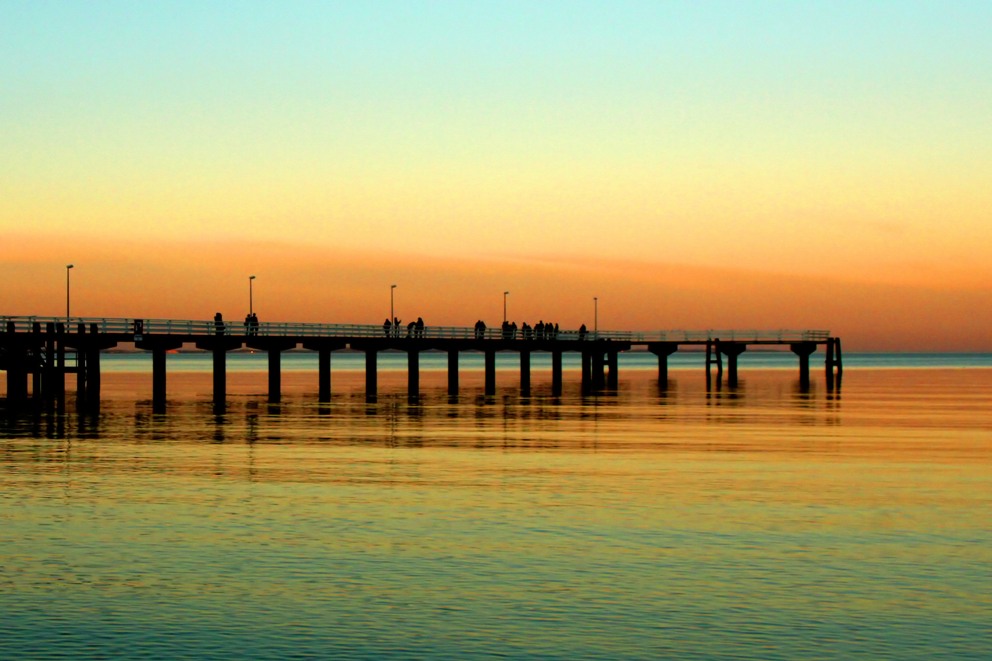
[2, 1, 990, 349]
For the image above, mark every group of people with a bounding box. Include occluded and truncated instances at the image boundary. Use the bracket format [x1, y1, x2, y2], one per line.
[383, 317, 426, 338]
[243, 313, 260, 336]
[512, 320, 562, 341]
[493, 320, 586, 340]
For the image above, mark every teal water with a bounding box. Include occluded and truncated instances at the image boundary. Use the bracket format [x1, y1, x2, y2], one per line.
[2, 357, 991, 659]
[94, 350, 992, 373]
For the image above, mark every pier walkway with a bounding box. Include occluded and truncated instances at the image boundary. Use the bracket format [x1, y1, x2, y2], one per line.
[1, 316, 841, 410]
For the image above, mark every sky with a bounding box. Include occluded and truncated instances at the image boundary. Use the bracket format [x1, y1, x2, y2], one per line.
[2, 1, 990, 350]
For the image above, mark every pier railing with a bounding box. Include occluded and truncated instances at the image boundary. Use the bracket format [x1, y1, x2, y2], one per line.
[2, 316, 830, 344]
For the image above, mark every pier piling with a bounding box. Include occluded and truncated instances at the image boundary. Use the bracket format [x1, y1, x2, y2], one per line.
[447, 350, 459, 396]
[791, 342, 817, 388]
[1, 316, 838, 408]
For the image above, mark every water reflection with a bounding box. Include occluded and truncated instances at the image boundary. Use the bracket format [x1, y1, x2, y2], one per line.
[0, 372, 855, 451]
[2, 369, 990, 661]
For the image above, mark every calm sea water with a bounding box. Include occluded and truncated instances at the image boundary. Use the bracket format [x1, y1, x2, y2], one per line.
[2, 353, 990, 659]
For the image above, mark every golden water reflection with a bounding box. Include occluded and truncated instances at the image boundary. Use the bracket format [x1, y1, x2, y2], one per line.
[1, 368, 990, 659]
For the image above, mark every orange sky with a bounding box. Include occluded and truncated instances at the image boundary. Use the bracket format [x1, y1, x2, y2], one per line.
[2, 232, 989, 351]
[3, 4, 991, 351]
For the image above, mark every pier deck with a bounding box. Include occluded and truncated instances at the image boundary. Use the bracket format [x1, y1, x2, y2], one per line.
[1, 316, 841, 410]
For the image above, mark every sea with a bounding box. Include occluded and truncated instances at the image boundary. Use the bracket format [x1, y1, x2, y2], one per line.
[1, 351, 990, 660]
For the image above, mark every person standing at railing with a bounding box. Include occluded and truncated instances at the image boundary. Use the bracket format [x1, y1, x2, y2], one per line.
[383, 318, 391, 337]
[214, 312, 225, 335]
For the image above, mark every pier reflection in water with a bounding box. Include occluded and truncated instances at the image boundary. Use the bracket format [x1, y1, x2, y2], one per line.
[1, 368, 990, 660]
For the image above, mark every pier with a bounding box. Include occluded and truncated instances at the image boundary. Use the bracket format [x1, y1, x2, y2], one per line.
[1, 316, 841, 410]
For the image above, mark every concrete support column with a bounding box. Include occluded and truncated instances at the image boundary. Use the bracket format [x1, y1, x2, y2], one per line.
[791, 342, 817, 388]
[75, 352, 87, 400]
[43, 323, 56, 402]
[31, 362, 41, 400]
[56, 324, 66, 403]
[138, 335, 181, 412]
[520, 350, 531, 394]
[365, 350, 378, 402]
[826, 337, 843, 378]
[213, 348, 227, 405]
[88, 348, 101, 393]
[407, 350, 420, 399]
[85, 346, 101, 408]
[318, 348, 331, 402]
[8, 366, 28, 402]
[27, 324, 42, 400]
[267, 348, 282, 403]
[485, 351, 496, 396]
[447, 350, 459, 396]
[706, 340, 723, 385]
[826, 337, 843, 391]
[650, 343, 679, 384]
[720, 342, 747, 388]
[607, 351, 619, 389]
[153, 348, 168, 411]
[75, 325, 87, 398]
[593, 352, 606, 389]
[552, 351, 563, 396]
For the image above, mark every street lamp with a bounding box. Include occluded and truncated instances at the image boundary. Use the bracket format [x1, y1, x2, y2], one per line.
[249, 275, 256, 316]
[503, 291, 509, 323]
[66, 264, 74, 321]
[593, 296, 598, 339]
[390, 284, 397, 323]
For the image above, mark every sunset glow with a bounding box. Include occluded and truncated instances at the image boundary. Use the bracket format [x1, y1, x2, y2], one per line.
[2, 1, 990, 350]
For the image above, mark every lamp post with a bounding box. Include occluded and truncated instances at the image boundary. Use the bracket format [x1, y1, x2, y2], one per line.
[503, 291, 509, 324]
[249, 275, 256, 316]
[390, 284, 397, 323]
[593, 296, 598, 340]
[66, 264, 74, 322]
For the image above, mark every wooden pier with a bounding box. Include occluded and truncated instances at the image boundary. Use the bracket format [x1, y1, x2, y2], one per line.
[1, 316, 841, 410]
